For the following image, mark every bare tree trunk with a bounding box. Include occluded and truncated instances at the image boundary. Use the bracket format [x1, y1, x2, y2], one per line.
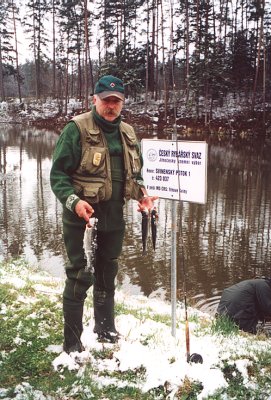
[194, 0, 200, 117]
[64, 38, 70, 116]
[12, 0, 22, 102]
[251, 0, 265, 111]
[185, 0, 190, 102]
[103, 0, 108, 61]
[52, 0, 56, 98]
[36, 3, 42, 99]
[169, 0, 177, 137]
[84, 0, 89, 111]
[32, 12, 39, 99]
[88, 49, 94, 94]
[122, 0, 127, 50]
[224, 0, 229, 50]
[262, 39, 266, 127]
[76, 31, 82, 102]
[160, 0, 168, 122]
[144, 0, 150, 112]
[116, 1, 120, 51]
[154, 0, 159, 101]
[98, 38, 101, 69]
[0, 37, 4, 101]
[150, 0, 156, 96]
[204, 0, 210, 124]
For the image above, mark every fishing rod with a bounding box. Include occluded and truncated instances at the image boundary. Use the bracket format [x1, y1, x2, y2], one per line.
[174, 131, 203, 364]
[169, 0, 203, 364]
[180, 236, 190, 363]
[175, 132, 203, 365]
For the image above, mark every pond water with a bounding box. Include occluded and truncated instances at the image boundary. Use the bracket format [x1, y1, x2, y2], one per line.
[1, 125, 271, 315]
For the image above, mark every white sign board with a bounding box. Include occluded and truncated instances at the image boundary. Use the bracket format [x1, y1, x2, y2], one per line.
[141, 139, 208, 204]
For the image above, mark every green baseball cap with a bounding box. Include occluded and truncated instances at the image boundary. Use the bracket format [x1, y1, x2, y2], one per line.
[94, 75, 125, 101]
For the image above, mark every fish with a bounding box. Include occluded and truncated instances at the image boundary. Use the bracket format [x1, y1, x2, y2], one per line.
[151, 208, 158, 250]
[83, 217, 98, 272]
[141, 209, 149, 255]
[141, 207, 159, 254]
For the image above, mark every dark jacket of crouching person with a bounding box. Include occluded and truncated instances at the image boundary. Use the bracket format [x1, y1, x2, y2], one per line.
[217, 278, 271, 333]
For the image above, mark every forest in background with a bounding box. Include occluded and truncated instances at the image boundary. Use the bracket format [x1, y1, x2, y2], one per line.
[0, 0, 270, 132]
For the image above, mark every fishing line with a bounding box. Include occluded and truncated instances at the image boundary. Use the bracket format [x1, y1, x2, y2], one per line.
[169, 0, 203, 364]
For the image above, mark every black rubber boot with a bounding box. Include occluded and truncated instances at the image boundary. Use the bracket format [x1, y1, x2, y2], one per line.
[63, 305, 85, 354]
[93, 289, 119, 343]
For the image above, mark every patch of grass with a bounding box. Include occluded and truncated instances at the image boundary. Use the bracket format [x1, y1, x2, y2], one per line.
[115, 302, 137, 317]
[210, 314, 240, 336]
[209, 350, 271, 399]
[0, 292, 63, 388]
[109, 366, 147, 384]
[33, 370, 83, 397]
[91, 347, 115, 360]
[115, 303, 171, 326]
[175, 376, 204, 399]
[151, 313, 171, 325]
[222, 360, 244, 385]
[0, 260, 63, 393]
[94, 384, 163, 400]
[0, 284, 18, 305]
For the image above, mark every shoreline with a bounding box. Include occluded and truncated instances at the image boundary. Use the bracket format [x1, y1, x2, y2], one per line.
[0, 98, 270, 145]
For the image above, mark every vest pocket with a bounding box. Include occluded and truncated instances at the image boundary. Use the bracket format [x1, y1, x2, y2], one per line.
[73, 178, 107, 203]
[128, 147, 141, 174]
[130, 179, 142, 201]
[84, 181, 106, 202]
[81, 147, 106, 175]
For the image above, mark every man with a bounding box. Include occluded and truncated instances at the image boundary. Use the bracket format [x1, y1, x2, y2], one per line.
[50, 75, 157, 353]
[217, 278, 271, 333]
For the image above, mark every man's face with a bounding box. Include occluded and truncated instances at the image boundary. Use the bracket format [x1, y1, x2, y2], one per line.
[93, 95, 123, 122]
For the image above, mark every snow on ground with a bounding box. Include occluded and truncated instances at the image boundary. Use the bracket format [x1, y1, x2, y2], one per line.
[2, 263, 271, 399]
[0, 98, 82, 124]
[51, 290, 270, 399]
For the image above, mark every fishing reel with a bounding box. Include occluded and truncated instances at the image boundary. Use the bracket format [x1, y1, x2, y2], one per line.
[188, 353, 203, 364]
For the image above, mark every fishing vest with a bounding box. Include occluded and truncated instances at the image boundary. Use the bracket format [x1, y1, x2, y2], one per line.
[71, 111, 143, 203]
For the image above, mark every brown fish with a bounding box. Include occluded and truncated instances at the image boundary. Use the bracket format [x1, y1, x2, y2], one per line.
[151, 208, 158, 250]
[141, 209, 149, 255]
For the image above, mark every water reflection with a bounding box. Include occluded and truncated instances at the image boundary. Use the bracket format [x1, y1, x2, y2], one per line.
[0, 126, 66, 277]
[1, 126, 271, 315]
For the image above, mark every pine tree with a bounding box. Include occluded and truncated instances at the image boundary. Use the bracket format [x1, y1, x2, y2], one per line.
[24, 0, 50, 99]
[0, 0, 17, 101]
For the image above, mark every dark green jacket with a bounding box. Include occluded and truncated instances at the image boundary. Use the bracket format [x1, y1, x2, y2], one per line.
[217, 278, 271, 333]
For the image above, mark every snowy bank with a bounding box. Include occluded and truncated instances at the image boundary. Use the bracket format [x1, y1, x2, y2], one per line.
[0, 97, 270, 143]
[1, 259, 271, 399]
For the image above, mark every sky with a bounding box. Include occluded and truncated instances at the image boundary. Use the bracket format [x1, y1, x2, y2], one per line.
[15, 0, 170, 64]
[16, 1, 100, 64]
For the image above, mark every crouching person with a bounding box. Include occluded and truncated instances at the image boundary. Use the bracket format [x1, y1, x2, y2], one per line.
[216, 278, 271, 334]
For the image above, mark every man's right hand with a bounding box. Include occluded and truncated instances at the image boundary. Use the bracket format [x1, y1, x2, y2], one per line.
[75, 200, 94, 222]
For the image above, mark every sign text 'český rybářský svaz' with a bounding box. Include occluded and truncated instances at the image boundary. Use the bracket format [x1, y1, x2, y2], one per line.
[141, 140, 208, 204]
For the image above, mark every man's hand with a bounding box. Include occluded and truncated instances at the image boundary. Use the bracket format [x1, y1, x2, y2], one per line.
[75, 200, 94, 222]
[137, 195, 158, 212]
